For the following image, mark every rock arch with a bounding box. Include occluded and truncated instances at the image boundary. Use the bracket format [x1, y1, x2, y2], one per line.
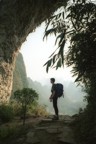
[0, 0, 68, 103]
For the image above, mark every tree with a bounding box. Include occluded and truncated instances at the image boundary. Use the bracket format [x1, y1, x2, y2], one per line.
[14, 88, 38, 125]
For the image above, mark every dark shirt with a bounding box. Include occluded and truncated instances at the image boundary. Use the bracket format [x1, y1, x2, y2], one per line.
[51, 84, 58, 98]
[51, 84, 56, 93]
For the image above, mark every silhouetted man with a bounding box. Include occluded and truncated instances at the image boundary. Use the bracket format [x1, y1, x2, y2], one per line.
[49, 78, 59, 120]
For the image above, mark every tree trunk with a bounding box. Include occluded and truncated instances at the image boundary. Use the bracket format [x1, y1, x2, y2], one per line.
[23, 105, 27, 126]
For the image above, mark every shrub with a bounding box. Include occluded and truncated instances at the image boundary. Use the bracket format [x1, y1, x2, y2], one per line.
[29, 104, 49, 117]
[0, 124, 25, 141]
[10, 100, 22, 116]
[0, 104, 14, 123]
[14, 88, 38, 125]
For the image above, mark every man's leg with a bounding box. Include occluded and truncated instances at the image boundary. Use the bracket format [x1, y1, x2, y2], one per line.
[53, 97, 59, 119]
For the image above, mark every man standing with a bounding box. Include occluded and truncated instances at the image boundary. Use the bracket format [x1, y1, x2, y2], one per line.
[49, 78, 59, 120]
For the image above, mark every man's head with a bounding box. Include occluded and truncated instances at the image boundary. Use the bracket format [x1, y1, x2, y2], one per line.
[50, 78, 55, 84]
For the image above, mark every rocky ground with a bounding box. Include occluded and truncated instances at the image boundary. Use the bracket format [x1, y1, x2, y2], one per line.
[0, 115, 77, 144]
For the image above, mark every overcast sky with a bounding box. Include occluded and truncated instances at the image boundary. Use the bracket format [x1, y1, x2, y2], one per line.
[20, 22, 75, 85]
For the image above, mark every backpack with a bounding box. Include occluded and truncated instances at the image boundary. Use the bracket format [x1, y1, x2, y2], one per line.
[55, 83, 64, 97]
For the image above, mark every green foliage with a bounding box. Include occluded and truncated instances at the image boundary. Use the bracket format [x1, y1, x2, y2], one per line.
[0, 124, 27, 142]
[66, 1, 96, 85]
[0, 104, 14, 123]
[44, 0, 96, 84]
[14, 88, 38, 105]
[74, 108, 96, 144]
[43, 9, 66, 72]
[0, 125, 17, 140]
[9, 100, 22, 116]
[73, 76, 96, 144]
[14, 88, 38, 125]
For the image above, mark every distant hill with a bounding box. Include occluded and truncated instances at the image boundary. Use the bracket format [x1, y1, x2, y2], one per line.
[11, 53, 28, 97]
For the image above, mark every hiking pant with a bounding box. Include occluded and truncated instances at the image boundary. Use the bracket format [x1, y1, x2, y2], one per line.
[53, 96, 58, 116]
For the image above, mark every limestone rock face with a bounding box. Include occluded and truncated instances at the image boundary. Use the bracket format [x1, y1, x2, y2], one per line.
[0, 61, 14, 103]
[11, 53, 28, 97]
[0, 0, 67, 102]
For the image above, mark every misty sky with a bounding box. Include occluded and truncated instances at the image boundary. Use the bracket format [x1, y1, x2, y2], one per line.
[20, 22, 75, 85]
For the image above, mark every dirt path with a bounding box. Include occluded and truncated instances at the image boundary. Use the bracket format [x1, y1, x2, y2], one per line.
[1, 115, 76, 144]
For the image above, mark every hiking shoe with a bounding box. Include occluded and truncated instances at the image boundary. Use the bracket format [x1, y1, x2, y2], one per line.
[52, 116, 59, 120]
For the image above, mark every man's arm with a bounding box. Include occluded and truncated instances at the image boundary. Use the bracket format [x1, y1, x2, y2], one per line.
[49, 90, 55, 99]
